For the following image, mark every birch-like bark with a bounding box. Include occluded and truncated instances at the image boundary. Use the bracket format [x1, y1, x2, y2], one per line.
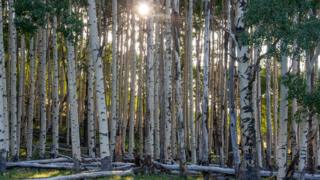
[51, 16, 59, 158]
[173, 0, 186, 165]
[39, 28, 47, 159]
[235, 0, 259, 178]
[273, 59, 278, 161]
[186, 0, 196, 164]
[128, 9, 136, 159]
[277, 49, 288, 180]
[17, 35, 26, 153]
[88, 0, 111, 169]
[265, 54, 272, 168]
[26, 37, 35, 159]
[0, 0, 7, 168]
[9, 0, 18, 160]
[66, 40, 81, 165]
[200, 0, 210, 164]
[145, 10, 154, 159]
[163, 0, 173, 163]
[0, 0, 8, 155]
[153, 0, 161, 161]
[110, 0, 118, 159]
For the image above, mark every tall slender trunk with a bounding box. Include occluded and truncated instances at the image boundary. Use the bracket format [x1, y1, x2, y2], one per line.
[0, 0, 7, 169]
[51, 16, 59, 158]
[173, 0, 186, 167]
[235, 0, 259, 178]
[26, 37, 35, 159]
[265, 53, 272, 168]
[128, 9, 136, 159]
[66, 39, 81, 166]
[88, 0, 111, 169]
[200, 0, 210, 164]
[277, 48, 288, 179]
[17, 35, 26, 153]
[163, 0, 173, 163]
[186, 0, 196, 164]
[273, 58, 279, 162]
[110, 0, 118, 159]
[9, 0, 18, 161]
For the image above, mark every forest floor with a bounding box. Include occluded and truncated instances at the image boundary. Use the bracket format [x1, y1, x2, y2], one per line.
[0, 168, 209, 179]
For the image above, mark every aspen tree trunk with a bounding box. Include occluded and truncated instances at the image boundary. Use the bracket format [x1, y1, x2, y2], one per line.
[51, 16, 59, 158]
[277, 49, 288, 180]
[227, 0, 240, 168]
[9, 0, 18, 161]
[0, 0, 8, 155]
[291, 58, 298, 159]
[186, 0, 196, 164]
[195, 32, 201, 159]
[128, 9, 136, 159]
[110, 0, 118, 159]
[153, 0, 161, 161]
[172, 0, 186, 166]
[235, 0, 259, 179]
[39, 28, 47, 159]
[200, 0, 210, 164]
[0, 0, 7, 168]
[88, 0, 111, 169]
[17, 35, 26, 153]
[265, 54, 272, 168]
[273, 59, 278, 162]
[163, 0, 173, 163]
[26, 37, 35, 159]
[66, 40, 81, 166]
[252, 46, 263, 168]
[145, 7, 155, 159]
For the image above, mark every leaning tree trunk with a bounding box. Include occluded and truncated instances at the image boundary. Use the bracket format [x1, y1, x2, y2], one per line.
[235, 0, 259, 179]
[39, 28, 48, 159]
[66, 39, 81, 167]
[200, 0, 210, 165]
[163, 0, 173, 163]
[110, 0, 118, 159]
[8, 0, 18, 161]
[87, 0, 111, 169]
[277, 48, 288, 180]
[26, 37, 35, 159]
[173, 0, 186, 167]
[51, 16, 60, 158]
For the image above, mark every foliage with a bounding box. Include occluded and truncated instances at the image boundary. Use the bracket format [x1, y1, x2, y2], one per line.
[283, 74, 320, 121]
[14, 0, 47, 35]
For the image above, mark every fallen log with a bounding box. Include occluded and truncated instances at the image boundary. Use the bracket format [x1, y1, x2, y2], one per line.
[153, 161, 320, 179]
[33, 169, 133, 180]
[6, 162, 75, 170]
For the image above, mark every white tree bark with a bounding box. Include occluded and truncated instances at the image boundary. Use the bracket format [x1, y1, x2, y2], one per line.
[9, 0, 18, 160]
[186, 0, 196, 164]
[17, 35, 26, 153]
[66, 40, 81, 164]
[265, 53, 272, 168]
[235, 0, 259, 178]
[39, 28, 47, 159]
[128, 9, 136, 159]
[51, 16, 59, 158]
[277, 50, 288, 180]
[0, 0, 8, 158]
[110, 0, 118, 159]
[0, 0, 7, 168]
[26, 37, 35, 159]
[145, 8, 155, 159]
[173, 0, 186, 165]
[163, 0, 173, 163]
[88, 0, 111, 169]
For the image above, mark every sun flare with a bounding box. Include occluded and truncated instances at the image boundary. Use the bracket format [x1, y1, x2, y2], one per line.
[137, 2, 151, 17]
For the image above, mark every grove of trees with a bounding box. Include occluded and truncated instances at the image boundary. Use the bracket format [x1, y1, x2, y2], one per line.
[0, 0, 319, 179]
